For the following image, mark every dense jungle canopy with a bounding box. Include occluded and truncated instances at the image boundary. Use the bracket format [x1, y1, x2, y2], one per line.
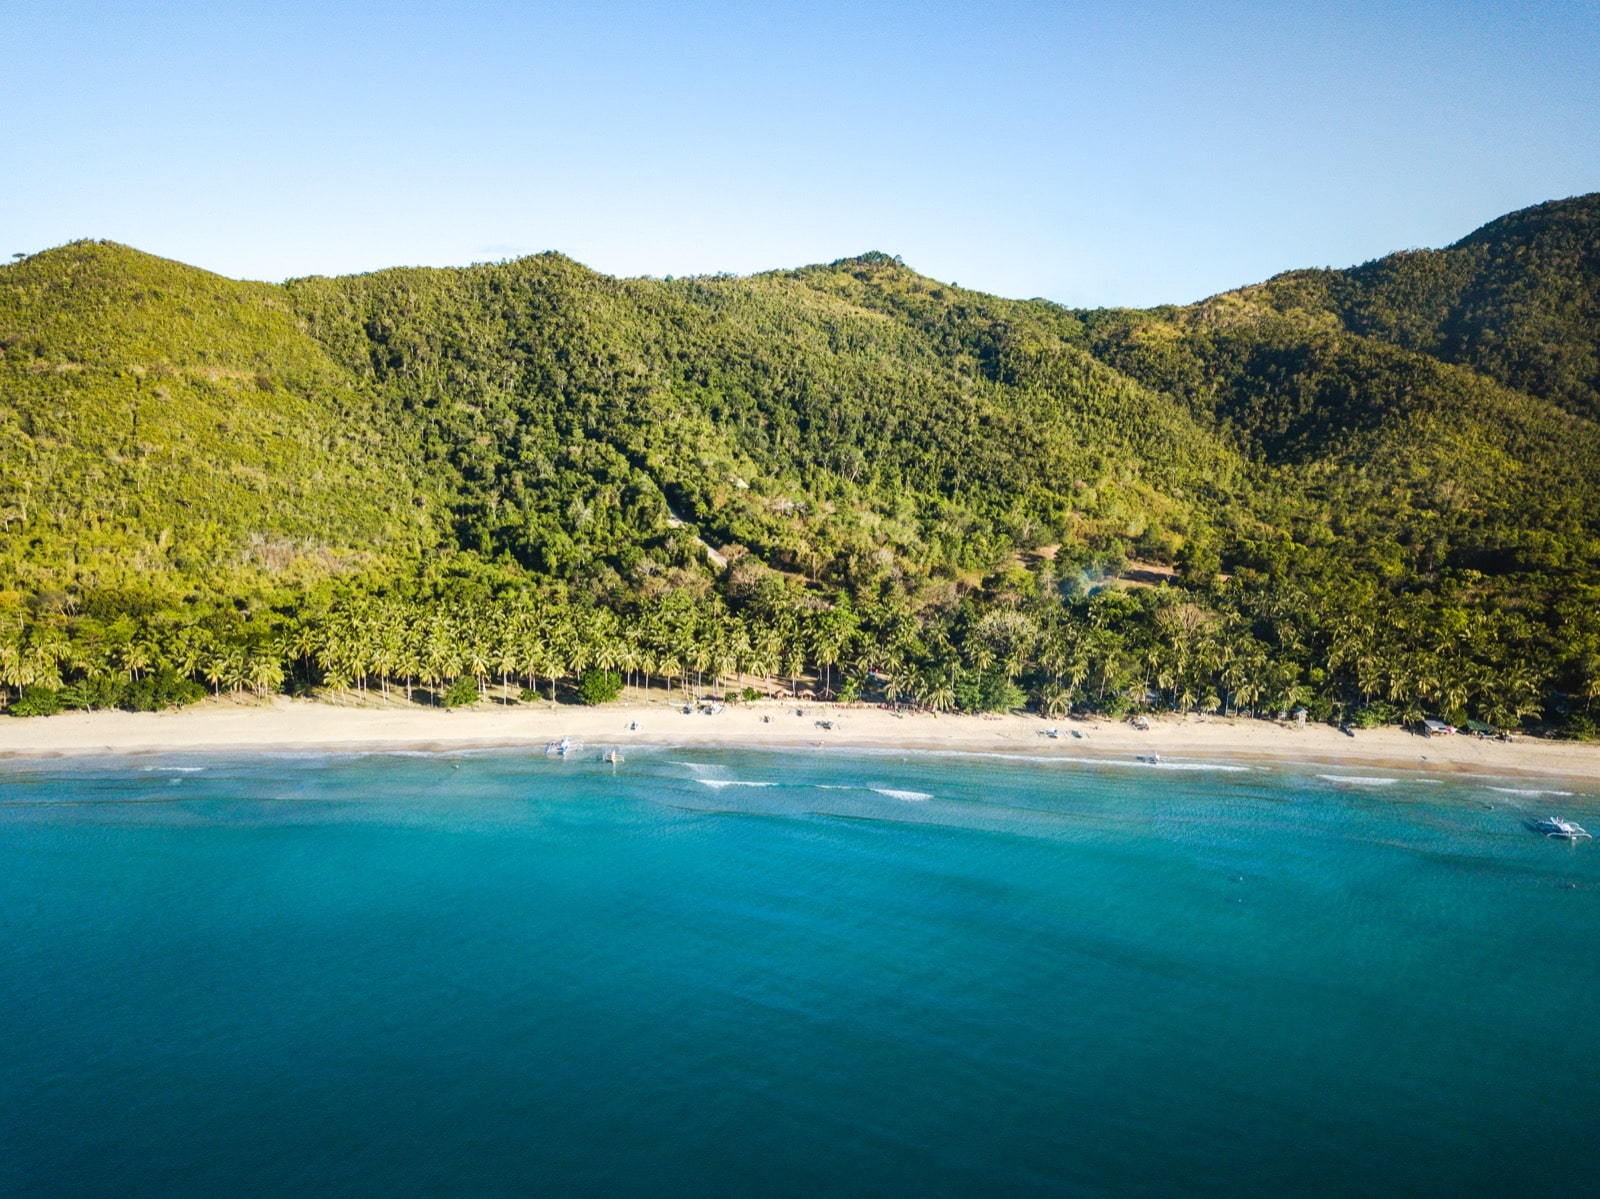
[3, 194, 1599, 731]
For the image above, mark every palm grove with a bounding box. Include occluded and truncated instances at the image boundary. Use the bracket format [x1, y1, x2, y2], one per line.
[2, 195, 1599, 732]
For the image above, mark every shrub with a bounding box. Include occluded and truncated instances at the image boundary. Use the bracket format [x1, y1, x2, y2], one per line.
[1304, 695, 1335, 723]
[517, 686, 542, 703]
[1559, 713, 1599, 741]
[577, 668, 623, 706]
[10, 684, 63, 717]
[122, 669, 205, 712]
[1098, 692, 1133, 718]
[60, 675, 126, 710]
[1350, 701, 1397, 729]
[442, 677, 481, 708]
[741, 686, 762, 702]
[954, 669, 1026, 713]
[1177, 540, 1221, 586]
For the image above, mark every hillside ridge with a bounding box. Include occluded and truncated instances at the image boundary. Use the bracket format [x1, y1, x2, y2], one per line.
[3, 197, 1598, 734]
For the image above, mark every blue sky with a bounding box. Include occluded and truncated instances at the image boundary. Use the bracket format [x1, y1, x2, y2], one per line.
[5, 1, 1598, 306]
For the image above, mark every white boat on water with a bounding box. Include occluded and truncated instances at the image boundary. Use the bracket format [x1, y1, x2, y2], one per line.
[602, 749, 624, 764]
[1534, 816, 1592, 841]
[545, 737, 582, 757]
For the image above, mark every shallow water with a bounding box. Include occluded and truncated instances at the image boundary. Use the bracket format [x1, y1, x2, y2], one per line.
[3, 748, 1596, 1197]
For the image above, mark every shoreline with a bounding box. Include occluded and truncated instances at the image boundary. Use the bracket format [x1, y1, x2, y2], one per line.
[1, 696, 1596, 786]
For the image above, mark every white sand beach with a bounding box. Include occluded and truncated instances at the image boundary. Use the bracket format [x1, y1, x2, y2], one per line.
[0, 695, 1596, 783]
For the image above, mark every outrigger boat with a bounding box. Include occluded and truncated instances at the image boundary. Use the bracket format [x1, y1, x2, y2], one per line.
[1534, 816, 1592, 841]
[602, 749, 624, 765]
[544, 737, 582, 757]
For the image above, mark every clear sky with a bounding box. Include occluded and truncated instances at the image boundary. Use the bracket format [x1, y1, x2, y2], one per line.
[5, 0, 1598, 306]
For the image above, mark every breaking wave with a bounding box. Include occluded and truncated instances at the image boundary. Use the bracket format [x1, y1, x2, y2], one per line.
[923, 750, 1251, 773]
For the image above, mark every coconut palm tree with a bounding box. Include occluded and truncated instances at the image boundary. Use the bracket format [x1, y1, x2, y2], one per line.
[616, 640, 642, 700]
[116, 638, 152, 683]
[915, 669, 956, 713]
[464, 634, 492, 701]
[222, 647, 248, 695]
[203, 651, 229, 698]
[0, 638, 32, 706]
[658, 652, 682, 700]
[1038, 681, 1073, 718]
[246, 649, 284, 698]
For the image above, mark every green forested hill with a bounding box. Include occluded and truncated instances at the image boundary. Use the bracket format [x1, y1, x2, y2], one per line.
[0, 242, 441, 597]
[2, 198, 1598, 732]
[1081, 276, 1600, 581]
[283, 251, 1249, 585]
[1248, 193, 1600, 421]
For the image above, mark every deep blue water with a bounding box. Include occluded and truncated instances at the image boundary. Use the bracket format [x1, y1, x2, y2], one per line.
[2, 746, 1597, 1197]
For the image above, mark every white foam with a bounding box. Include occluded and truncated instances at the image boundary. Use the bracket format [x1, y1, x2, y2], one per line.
[1141, 761, 1252, 773]
[696, 779, 776, 790]
[919, 750, 1251, 773]
[145, 766, 204, 773]
[1318, 774, 1399, 786]
[872, 788, 932, 802]
[1047, 754, 1251, 773]
[811, 783, 932, 801]
[673, 761, 721, 775]
[1489, 786, 1577, 798]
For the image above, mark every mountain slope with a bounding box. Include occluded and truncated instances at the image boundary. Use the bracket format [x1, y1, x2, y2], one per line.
[1250, 193, 1600, 421]
[0, 242, 442, 598]
[284, 251, 1251, 589]
[1079, 206, 1600, 588]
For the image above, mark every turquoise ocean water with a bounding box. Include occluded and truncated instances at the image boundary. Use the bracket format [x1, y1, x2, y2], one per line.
[2, 746, 1596, 1197]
